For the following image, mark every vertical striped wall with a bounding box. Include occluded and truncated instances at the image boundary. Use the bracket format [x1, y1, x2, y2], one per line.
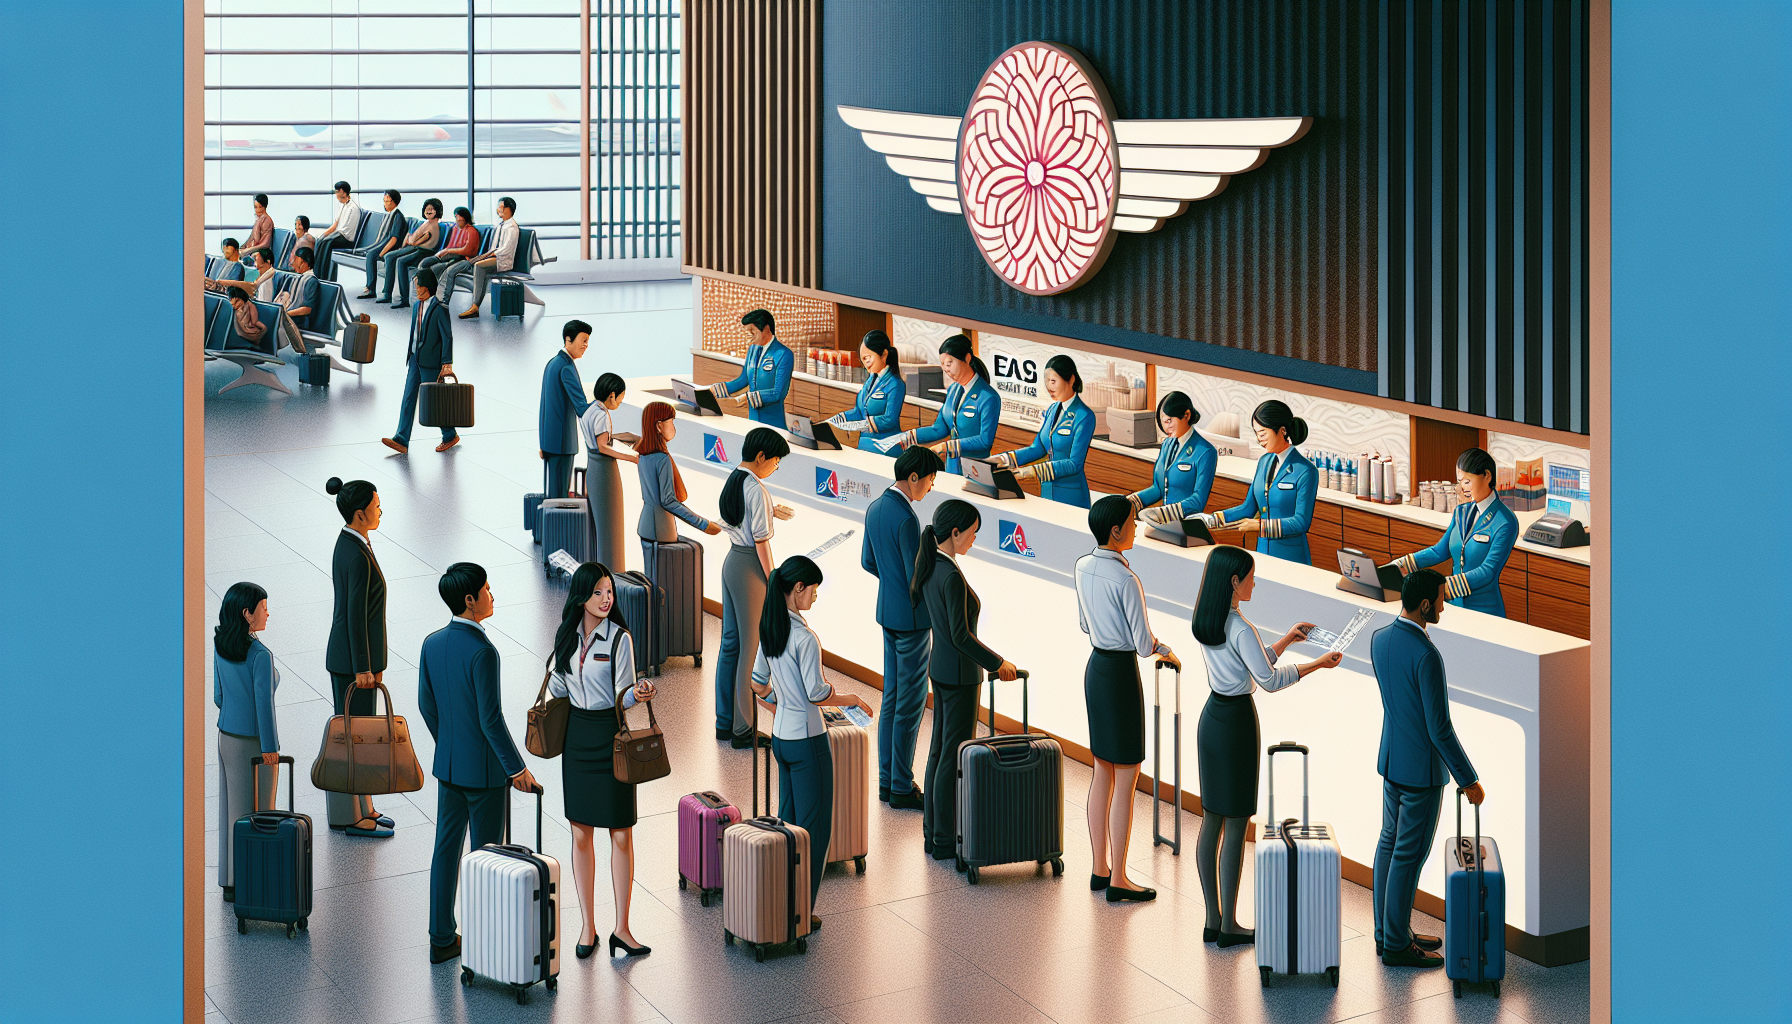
[1380, 0, 1589, 433]
[683, 0, 822, 289]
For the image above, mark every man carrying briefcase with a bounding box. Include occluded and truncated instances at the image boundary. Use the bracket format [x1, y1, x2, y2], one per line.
[382, 267, 459, 454]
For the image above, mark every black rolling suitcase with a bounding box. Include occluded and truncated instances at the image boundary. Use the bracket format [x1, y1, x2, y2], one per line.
[492, 280, 525, 321]
[647, 538, 704, 668]
[419, 372, 475, 428]
[523, 492, 545, 542]
[612, 570, 664, 677]
[233, 756, 313, 938]
[956, 670, 1065, 883]
[298, 352, 331, 385]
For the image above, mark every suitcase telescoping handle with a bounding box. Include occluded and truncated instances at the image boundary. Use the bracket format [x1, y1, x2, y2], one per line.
[750, 701, 772, 818]
[502, 781, 547, 851]
[982, 668, 1029, 737]
[1152, 660, 1182, 856]
[251, 755, 297, 813]
[1265, 741, 1310, 831]
[1456, 787, 1489, 980]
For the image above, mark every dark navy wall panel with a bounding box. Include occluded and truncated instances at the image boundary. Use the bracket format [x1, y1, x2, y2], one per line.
[0, 3, 188, 1021]
[821, 0, 1380, 394]
[1611, 2, 1791, 1018]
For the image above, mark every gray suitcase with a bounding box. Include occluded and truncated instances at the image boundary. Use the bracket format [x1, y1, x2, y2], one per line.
[540, 498, 589, 573]
[956, 670, 1065, 883]
[341, 318, 377, 363]
[612, 570, 663, 676]
[646, 538, 703, 667]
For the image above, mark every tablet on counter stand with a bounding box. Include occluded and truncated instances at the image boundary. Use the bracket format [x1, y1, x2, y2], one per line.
[666, 378, 723, 415]
[961, 457, 1024, 500]
[785, 414, 843, 451]
[1336, 547, 1404, 602]
[1146, 516, 1214, 548]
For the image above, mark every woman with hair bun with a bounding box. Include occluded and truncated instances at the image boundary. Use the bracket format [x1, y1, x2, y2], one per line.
[1127, 391, 1219, 536]
[828, 329, 908, 454]
[995, 353, 1096, 507]
[213, 581, 280, 903]
[1386, 447, 1519, 615]
[1195, 400, 1319, 564]
[322, 476, 394, 838]
[888, 334, 1000, 474]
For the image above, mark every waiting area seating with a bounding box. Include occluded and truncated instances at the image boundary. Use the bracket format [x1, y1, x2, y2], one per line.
[202, 291, 290, 396]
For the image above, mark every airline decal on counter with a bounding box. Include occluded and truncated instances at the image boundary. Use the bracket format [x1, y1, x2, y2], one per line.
[998, 520, 1036, 558]
[816, 468, 843, 501]
[837, 41, 1311, 296]
[703, 434, 729, 464]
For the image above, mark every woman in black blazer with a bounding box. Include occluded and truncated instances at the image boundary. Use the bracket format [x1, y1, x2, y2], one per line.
[911, 499, 1019, 861]
[323, 477, 393, 838]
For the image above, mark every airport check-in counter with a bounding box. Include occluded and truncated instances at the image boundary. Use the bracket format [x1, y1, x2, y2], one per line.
[617, 377, 1589, 959]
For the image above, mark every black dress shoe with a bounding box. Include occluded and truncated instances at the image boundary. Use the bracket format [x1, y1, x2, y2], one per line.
[430, 936, 462, 964]
[889, 789, 924, 810]
[609, 934, 651, 958]
[1106, 884, 1156, 903]
[716, 728, 733, 741]
[1217, 929, 1255, 947]
[357, 289, 377, 299]
[928, 844, 954, 861]
[730, 733, 771, 749]
[221, 886, 235, 904]
[1203, 927, 1218, 943]
[1090, 873, 1110, 892]
[1413, 932, 1443, 951]
[1382, 942, 1444, 968]
[879, 787, 891, 803]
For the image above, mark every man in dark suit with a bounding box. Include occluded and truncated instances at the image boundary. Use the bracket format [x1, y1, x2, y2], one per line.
[1370, 568, 1485, 969]
[538, 319, 592, 497]
[382, 268, 457, 454]
[860, 446, 943, 808]
[418, 562, 538, 964]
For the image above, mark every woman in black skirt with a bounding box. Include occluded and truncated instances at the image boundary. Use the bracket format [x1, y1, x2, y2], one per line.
[1192, 545, 1342, 946]
[549, 562, 657, 960]
[1073, 496, 1180, 904]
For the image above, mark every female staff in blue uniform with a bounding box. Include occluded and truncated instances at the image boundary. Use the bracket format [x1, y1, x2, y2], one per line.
[1195, 400, 1318, 564]
[826, 329, 907, 453]
[1387, 447, 1519, 616]
[994, 354, 1097, 508]
[1127, 391, 1219, 534]
[711, 308, 794, 426]
[884, 334, 1000, 474]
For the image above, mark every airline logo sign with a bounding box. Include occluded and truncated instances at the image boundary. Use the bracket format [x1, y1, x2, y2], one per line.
[998, 520, 1036, 558]
[815, 467, 872, 502]
[991, 351, 1042, 403]
[703, 434, 729, 464]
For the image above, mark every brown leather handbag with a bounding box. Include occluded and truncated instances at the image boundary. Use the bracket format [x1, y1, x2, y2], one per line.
[310, 682, 425, 795]
[613, 700, 671, 785]
[525, 664, 571, 759]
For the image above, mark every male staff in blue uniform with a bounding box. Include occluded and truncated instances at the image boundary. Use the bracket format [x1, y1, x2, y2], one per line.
[539, 320, 592, 498]
[711, 308, 793, 426]
[382, 268, 457, 454]
[860, 446, 943, 808]
[418, 562, 538, 964]
[1369, 568, 1483, 970]
[1388, 448, 1519, 616]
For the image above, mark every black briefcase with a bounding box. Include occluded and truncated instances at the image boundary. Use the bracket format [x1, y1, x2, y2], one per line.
[419, 372, 475, 428]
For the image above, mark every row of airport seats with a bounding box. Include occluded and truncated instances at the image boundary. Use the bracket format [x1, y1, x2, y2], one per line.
[318, 208, 554, 312]
[202, 265, 356, 394]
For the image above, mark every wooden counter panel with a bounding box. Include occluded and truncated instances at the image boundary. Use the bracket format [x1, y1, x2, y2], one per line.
[1528, 591, 1590, 639]
[693, 353, 732, 386]
[1500, 584, 1530, 621]
[1343, 505, 1393, 535]
[1343, 526, 1394, 557]
[1315, 501, 1343, 525]
[1389, 519, 1445, 550]
[1208, 479, 1249, 509]
[1526, 570, 1590, 606]
[1310, 518, 1344, 543]
[1526, 552, 1589, 587]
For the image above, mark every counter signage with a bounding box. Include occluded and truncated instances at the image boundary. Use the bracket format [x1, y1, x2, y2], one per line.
[703, 434, 730, 464]
[998, 520, 1037, 558]
[991, 350, 1042, 403]
[814, 468, 871, 502]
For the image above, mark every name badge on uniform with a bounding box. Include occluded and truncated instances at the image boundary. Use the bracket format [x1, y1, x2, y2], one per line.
[1057, 427, 1073, 436]
[1175, 464, 1192, 472]
[1473, 533, 1492, 543]
[591, 653, 611, 662]
[871, 391, 885, 399]
[1277, 481, 1295, 490]
[761, 360, 775, 371]
[964, 409, 977, 418]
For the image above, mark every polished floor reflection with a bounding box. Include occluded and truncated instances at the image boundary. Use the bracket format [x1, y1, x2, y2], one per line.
[202, 279, 1587, 1023]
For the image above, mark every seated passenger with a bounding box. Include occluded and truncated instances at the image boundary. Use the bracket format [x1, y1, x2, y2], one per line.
[354, 189, 408, 299]
[449, 196, 519, 319]
[227, 293, 267, 345]
[243, 193, 274, 256]
[204, 238, 246, 292]
[378, 197, 442, 305]
[292, 215, 315, 262]
[312, 181, 362, 278]
[272, 248, 319, 355]
[411, 207, 479, 310]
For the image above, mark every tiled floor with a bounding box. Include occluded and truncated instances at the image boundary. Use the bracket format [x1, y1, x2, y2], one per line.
[202, 278, 1588, 1023]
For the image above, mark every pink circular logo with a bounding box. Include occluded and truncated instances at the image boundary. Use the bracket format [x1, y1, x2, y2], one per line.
[958, 42, 1119, 296]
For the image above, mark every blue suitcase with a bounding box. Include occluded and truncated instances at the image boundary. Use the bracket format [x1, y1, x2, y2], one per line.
[298, 352, 330, 386]
[523, 492, 545, 541]
[492, 280, 525, 321]
[540, 498, 591, 573]
[1445, 790, 1505, 998]
[612, 569, 664, 677]
[233, 756, 312, 938]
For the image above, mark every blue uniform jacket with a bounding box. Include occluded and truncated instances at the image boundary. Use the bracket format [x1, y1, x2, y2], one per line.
[912, 376, 1001, 474]
[1370, 618, 1478, 789]
[1219, 448, 1318, 564]
[1131, 429, 1218, 519]
[417, 619, 525, 790]
[847, 369, 907, 453]
[1004, 397, 1096, 508]
[722, 338, 794, 426]
[1397, 498, 1520, 616]
[538, 350, 588, 455]
[407, 298, 453, 368]
[860, 488, 929, 632]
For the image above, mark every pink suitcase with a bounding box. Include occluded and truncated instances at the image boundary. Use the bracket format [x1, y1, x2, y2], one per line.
[678, 790, 740, 906]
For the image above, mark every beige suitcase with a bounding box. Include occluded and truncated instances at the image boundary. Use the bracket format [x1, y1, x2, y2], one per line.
[821, 709, 870, 872]
[722, 708, 812, 961]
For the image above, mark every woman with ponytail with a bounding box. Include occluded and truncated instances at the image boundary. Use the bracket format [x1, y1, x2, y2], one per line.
[1194, 400, 1319, 564]
[826, 329, 908, 453]
[910, 500, 1019, 859]
[714, 427, 794, 747]
[994, 354, 1097, 507]
[749, 556, 872, 921]
[322, 476, 394, 837]
[887, 334, 1000, 474]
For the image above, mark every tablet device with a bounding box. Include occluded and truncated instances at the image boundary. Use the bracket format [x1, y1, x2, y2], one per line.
[785, 413, 842, 450]
[1145, 513, 1213, 548]
[669, 377, 722, 416]
[1335, 548, 1402, 602]
[961, 457, 1024, 499]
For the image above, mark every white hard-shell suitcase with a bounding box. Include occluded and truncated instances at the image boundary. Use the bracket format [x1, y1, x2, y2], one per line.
[459, 785, 561, 1004]
[1255, 741, 1342, 988]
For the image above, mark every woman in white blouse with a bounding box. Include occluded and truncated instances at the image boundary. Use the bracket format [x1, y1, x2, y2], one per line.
[548, 562, 657, 960]
[1192, 545, 1342, 947]
[579, 373, 638, 571]
[714, 427, 794, 748]
[750, 555, 873, 926]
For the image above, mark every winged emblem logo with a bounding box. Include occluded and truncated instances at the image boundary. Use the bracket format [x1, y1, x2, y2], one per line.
[839, 41, 1311, 296]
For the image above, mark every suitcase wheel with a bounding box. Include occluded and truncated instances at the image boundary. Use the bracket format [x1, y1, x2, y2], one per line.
[546, 978, 557, 991]
[955, 856, 967, 873]
[237, 918, 247, 935]
[966, 866, 980, 885]
[679, 877, 688, 890]
[754, 944, 766, 963]
[694, 655, 703, 668]
[1326, 967, 1339, 989]
[854, 856, 866, 874]
[461, 967, 473, 987]
[1051, 857, 1065, 876]
[699, 891, 712, 908]
[1260, 966, 1273, 987]
[515, 985, 529, 1005]
[1492, 981, 1500, 998]
[1453, 980, 1462, 999]
[298, 917, 308, 932]
[286, 923, 297, 939]
[796, 937, 808, 954]
[723, 929, 733, 946]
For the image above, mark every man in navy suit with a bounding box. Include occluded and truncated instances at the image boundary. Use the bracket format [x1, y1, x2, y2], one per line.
[1369, 568, 1485, 969]
[382, 268, 457, 454]
[418, 562, 538, 964]
[538, 319, 591, 497]
[860, 446, 943, 808]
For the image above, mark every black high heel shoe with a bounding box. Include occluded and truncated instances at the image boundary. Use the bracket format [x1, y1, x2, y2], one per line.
[1203, 927, 1219, 943]
[575, 933, 598, 959]
[1217, 928, 1255, 948]
[609, 934, 652, 958]
[1105, 884, 1157, 903]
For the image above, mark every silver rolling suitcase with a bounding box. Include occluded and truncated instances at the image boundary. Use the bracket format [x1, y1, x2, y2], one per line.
[459, 785, 561, 1004]
[1255, 741, 1342, 988]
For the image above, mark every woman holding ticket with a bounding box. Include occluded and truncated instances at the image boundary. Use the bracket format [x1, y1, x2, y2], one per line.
[827, 329, 908, 454]
[1386, 447, 1519, 616]
[993, 354, 1097, 508]
[1192, 400, 1318, 564]
[1127, 390, 1218, 530]
[1192, 545, 1343, 947]
[879, 334, 1000, 474]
